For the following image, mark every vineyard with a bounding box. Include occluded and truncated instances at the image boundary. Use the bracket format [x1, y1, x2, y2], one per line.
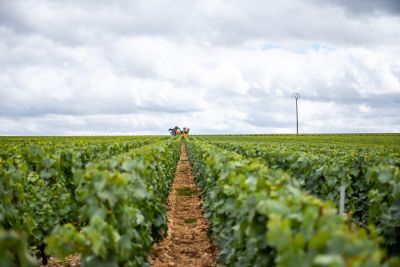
[1, 134, 400, 266]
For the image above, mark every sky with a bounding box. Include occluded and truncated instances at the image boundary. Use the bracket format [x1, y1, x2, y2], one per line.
[0, 0, 399, 135]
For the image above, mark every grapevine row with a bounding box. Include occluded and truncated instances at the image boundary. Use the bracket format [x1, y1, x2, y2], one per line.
[45, 140, 180, 266]
[204, 140, 400, 251]
[186, 139, 399, 266]
[0, 136, 177, 266]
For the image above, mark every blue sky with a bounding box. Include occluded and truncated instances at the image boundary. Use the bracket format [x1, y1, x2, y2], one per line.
[0, 0, 399, 135]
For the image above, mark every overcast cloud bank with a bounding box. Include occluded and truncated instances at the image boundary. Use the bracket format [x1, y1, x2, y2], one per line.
[1, 0, 399, 135]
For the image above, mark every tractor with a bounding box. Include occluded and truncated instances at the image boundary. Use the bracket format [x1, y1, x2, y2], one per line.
[168, 126, 190, 137]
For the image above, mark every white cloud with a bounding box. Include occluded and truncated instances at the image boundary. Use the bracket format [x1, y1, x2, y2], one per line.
[0, 0, 399, 135]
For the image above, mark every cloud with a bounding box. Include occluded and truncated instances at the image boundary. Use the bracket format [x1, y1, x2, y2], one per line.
[0, 0, 399, 135]
[320, 0, 400, 15]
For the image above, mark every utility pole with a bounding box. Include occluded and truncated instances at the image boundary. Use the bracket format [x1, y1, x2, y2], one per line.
[292, 92, 300, 134]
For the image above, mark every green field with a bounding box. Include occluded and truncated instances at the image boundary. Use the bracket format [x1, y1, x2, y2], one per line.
[1, 134, 399, 266]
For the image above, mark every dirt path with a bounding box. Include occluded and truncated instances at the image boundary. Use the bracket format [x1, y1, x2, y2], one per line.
[148, 142, 218, 267]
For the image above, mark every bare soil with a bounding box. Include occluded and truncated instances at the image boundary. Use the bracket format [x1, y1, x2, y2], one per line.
[40, 254, 79, 267]
[148, 142, 218, 267]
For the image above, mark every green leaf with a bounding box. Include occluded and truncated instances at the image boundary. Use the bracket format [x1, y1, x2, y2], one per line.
[313, 254, 344, 266]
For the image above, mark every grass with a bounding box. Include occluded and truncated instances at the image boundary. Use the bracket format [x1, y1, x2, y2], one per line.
[183, 218, 198, 224]
[176, 187, 196, 196]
